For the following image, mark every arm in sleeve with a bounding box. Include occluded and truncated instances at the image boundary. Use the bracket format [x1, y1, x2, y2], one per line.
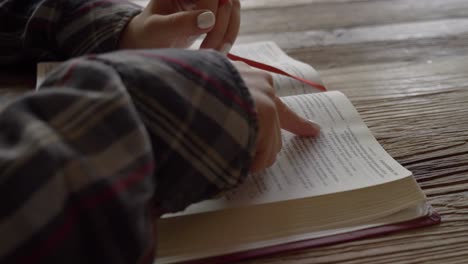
[0, 49, 257, 263]
[0, 0, 141, 66]
[93, 48, 259, 213]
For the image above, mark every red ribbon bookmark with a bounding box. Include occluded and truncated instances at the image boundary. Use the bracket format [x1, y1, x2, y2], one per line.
[227, 53, 327, 92]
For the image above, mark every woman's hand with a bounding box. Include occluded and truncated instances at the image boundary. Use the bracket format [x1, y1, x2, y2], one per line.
[233, 62, 321, 173]
[120, 0, 240, 53]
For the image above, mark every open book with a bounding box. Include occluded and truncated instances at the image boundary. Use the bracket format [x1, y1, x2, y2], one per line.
[34, 41, 440, 264]
[154, 42, 440, 264]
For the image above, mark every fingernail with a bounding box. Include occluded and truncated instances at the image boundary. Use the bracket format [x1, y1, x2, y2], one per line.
[221, 43, 232, 55]
[197, 11, 215, 29]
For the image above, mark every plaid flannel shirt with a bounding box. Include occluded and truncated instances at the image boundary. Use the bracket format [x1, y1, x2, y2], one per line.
[0, 0, 258, 263]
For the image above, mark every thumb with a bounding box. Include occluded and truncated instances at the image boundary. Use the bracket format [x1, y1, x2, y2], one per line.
[161, 10, 216, 36]
[275, 97, 321, 137]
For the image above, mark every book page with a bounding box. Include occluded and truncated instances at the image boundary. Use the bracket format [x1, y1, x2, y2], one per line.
[165, 91, 412, 217]
[230, 41, 323, 96]
[35, 40, 321, 97]
[156, 201, 430, 264]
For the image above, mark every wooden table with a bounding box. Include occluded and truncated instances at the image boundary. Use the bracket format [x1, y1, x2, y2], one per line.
[235, 0, 468, 263]
[1, 0, 468, 263]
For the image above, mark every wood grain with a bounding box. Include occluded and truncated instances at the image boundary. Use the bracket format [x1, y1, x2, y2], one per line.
[1, 0, 468, 262]
[236, 0, 468, 263]
[239, 0, 468, 34]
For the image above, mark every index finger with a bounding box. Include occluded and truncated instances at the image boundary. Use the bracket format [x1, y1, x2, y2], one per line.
[274, 97, 321, 137]
[200, 0, 232, 50]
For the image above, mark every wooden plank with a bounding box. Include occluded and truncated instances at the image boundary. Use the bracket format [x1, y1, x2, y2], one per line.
[239, 0, 367, 9]
[234, 18, 468, 68]
[319, 55, 468, 193]
[239, 0, 468, 34]
[236, 51, 468, 264]
[2, 1, 468, 263]
[236, 18, 468, 47]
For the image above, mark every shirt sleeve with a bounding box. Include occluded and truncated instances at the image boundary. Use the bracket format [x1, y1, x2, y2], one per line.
[100, 49, 259, 213]
[0, 0, 141, 66]
[0, 49, 257, 263]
